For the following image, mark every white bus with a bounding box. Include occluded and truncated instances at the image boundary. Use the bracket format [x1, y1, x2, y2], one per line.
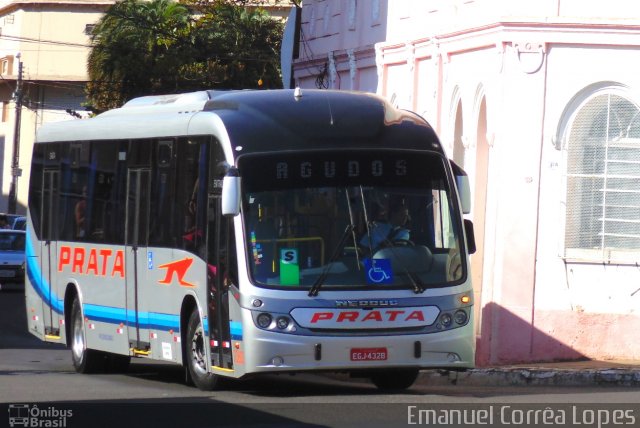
[25, 89, 476, 390]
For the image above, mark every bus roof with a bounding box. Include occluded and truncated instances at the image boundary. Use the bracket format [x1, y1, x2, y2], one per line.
[35, 89, 444, 156]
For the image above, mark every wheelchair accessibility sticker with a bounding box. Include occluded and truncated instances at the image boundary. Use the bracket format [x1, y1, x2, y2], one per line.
[363, 258, 393, 284]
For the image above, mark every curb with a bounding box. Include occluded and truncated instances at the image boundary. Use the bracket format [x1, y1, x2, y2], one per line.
[417, 367, 640, 387]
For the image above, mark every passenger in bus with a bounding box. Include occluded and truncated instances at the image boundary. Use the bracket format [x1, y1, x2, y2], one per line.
[74, 186, 87, 238]
[360, 201, 411, 252]
[0, 215, 10, 229]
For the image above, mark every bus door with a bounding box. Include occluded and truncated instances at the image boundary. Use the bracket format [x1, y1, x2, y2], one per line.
[208, 195, 233, 369]
[124, 168, 151, 352]
[41, 169, 61, 338]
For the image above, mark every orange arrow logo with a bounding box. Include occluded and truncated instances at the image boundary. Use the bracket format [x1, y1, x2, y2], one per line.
[158, 257, 196, 287]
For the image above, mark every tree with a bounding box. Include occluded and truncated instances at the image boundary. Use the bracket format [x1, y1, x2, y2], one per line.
[87, 0, 193, 112]
[86, 0, 284, 113]
[180, 0, 284, 90]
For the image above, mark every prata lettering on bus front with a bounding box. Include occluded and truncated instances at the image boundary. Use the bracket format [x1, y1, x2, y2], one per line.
[58, 246, 125, 277]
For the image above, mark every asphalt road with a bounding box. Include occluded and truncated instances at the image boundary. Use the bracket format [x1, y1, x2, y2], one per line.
[1, 288, 639, 428]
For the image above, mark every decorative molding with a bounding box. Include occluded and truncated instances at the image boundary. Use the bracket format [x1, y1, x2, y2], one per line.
[323, 3, 331, 36]
[347, 0, 356, 31]
[371, 0, 381, 26]
[328, 51, 337, 89]
[462, 135, 474, 150]
[513, 42, 546, 74]
[348, 49, 357, 90]
[308, 5, 316, 38]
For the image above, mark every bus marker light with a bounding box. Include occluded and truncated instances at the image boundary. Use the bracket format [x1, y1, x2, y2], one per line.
[252, 299, 263, 308]
[116, 328, 124, 335]
[271, 356, 284, 366]
[150, 332, 158, 339]
[173, 336, 181, 343]
[460, 295, 471, 304]
[223, 341, 231, 349]
[211, 340, 218, 347]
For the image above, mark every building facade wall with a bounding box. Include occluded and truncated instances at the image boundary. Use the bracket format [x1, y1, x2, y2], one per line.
[294, 0, 640, 365]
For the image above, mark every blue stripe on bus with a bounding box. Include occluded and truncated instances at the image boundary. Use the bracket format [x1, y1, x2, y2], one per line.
[26, 235, 180, 332]
[230, 321, 243, 341]
[26, 235, 64, 314]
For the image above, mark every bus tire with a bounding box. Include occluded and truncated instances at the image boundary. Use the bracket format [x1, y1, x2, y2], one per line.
[185, 308, 221, 390]
[70, 298, 105, 374]
[371, 369, 419, 391]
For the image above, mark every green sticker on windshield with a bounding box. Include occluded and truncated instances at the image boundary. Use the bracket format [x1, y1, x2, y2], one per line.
[280, 248, 300, 286]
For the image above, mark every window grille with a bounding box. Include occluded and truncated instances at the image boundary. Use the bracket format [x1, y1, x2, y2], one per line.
[564, 92, 640, 263]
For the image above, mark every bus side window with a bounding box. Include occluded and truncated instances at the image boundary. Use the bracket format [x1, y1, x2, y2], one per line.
[175, 137, 209, 255]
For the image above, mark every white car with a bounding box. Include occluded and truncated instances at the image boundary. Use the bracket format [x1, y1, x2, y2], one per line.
[0, 229, 25, 291]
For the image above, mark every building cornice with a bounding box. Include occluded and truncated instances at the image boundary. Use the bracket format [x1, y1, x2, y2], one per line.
[378, 18, 640, 63]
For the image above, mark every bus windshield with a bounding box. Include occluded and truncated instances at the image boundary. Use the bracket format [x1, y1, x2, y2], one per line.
[239, 150, 465, 291]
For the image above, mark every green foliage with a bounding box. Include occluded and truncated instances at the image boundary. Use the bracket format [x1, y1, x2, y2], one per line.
[86, 0, 285, 113]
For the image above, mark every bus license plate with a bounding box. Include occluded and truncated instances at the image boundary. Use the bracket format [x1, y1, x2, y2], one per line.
[350, 347, 387, 361]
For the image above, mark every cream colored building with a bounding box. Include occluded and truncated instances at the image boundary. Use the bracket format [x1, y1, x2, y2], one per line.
[0, 0, 112, 214]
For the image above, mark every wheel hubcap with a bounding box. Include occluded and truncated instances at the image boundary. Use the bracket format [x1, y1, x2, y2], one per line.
[72, 311, 85, 361]
[191, 324, 206, 375]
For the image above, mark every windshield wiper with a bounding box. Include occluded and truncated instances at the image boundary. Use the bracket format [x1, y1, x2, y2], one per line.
[308, 223, 354, 297]
[376, 236, 427, 294]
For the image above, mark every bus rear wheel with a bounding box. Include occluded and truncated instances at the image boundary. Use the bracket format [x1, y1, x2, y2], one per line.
[370, 369, 419, 391]
[185, 308, 221, 390]
[70, 297, 105, 373]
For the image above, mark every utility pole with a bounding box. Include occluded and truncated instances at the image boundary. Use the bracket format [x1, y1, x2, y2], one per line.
[7, 53, 23, 214]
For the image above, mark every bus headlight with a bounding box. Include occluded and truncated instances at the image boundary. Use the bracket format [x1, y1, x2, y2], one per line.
[439, 313, 452, 328]
[454, 310, 468, 325]
[257, 313, 272, 329]
[276, 317, 290, 330]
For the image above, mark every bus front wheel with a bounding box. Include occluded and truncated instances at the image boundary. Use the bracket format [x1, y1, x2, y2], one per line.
[70, 297, 105, 373]
[185, 308, 221, 390]
[370, 369, 419, 391]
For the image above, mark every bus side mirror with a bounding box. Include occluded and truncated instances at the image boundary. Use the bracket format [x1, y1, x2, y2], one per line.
[221, 167, 241, 216]
[456, 175, 472, 215]
[464, 219, 476, 255]
[450, 160, 471, 214]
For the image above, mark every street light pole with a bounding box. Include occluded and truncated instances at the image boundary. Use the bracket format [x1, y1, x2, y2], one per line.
[7, 53, 23, 214]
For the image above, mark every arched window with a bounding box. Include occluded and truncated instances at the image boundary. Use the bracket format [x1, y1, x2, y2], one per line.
[564, 90, 640, 263]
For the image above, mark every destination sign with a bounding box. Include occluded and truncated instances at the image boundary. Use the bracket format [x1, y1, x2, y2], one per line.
[239, 151, 446, 191]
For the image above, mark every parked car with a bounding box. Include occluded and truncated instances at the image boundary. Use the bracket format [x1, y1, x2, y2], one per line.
[0, 229, 25, 291]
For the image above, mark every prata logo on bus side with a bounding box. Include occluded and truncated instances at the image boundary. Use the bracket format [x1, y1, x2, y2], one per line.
[58, 246, 125, 277]
[158, 257, 196, 288]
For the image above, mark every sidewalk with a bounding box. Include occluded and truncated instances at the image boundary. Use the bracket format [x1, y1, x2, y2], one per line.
[418, 360, 640, 387]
